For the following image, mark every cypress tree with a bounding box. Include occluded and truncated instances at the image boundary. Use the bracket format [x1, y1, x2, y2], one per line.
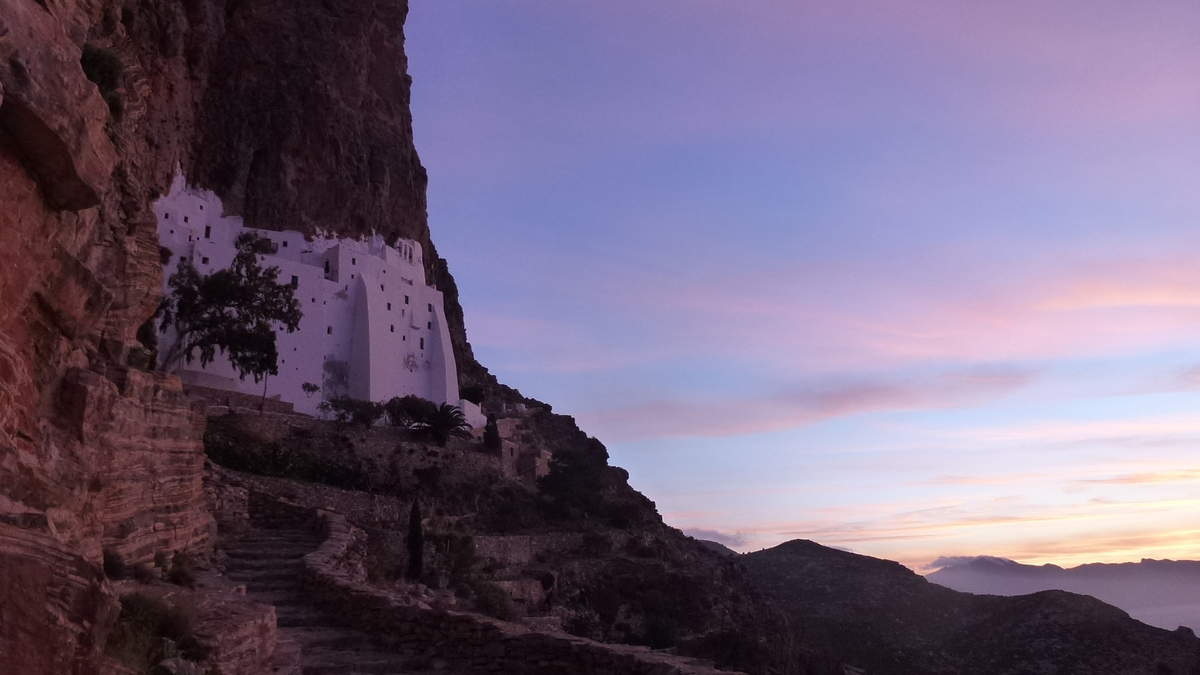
[405, 498, 424, 580]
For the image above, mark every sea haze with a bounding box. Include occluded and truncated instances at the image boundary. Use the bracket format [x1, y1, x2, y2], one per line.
[928, 555, 1200, 631]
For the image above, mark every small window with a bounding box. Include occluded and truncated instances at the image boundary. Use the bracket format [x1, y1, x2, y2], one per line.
[427, 303, 433, 312]
[291, 275, 298, 288]
[326, 326, 332, 335]
[387, 302, 392, 311]
[427, 321, 431, 329]
[183, 216, 189, 223]
[199, 204, 204, 211]
[404, 295, 409, 305]
[402, 335, 406, 341]
[169, 229, 174, 234]
[204, 225, 212, 238]
[164, 213, 170, 219]
[420, 337, 424, 349]
[282, 241, 288, 248]
[311, 297, 315, 303]
[324, 260, 330, 274]
[201, 256, 210, 264]
[351, 257, 357, 265]
[380, 284, 385, 292]
[390, 325, 395, 333]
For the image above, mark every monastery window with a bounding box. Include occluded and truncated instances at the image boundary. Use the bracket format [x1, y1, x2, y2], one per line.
[380, 284, 385, 292]
[324, 260, 330, 275]
[426, 321, 431, 329]
[204, 225, 211, 238]
[164, 213, 170, 219]
[427, 303, 433, 313]
[404, 295, 409, 305]
[201, 256, 210, 265]
[420, 337, 424, 350]
[311, 298, 315, 303]
[199, 204, 204, 210]
[169, 229, 174, 234]
[282, 241, 288, 248]
[290, 275, 299, 288]
[351, 257, 357, 265]
[326, 326, 332, 335]
[390, 325, 395, 333]
[402, 336, 406, 341]
[387, 302, 392, 310]
[350, 273, 355, 279]
[183, 216, 189, 223]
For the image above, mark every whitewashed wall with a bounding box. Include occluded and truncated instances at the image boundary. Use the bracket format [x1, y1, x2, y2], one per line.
[155, 174, 463, 418]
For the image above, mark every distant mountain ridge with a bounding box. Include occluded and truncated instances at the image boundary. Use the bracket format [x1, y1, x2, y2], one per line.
[928, 555, 1200, 631]
[743, 540, 1200, 675]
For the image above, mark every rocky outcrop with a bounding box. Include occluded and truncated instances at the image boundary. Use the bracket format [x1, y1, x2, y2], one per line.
[302, 509, 743, 675]
[189, 0, 427, 249]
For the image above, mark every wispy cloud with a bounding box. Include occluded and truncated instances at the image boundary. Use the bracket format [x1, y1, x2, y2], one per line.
[1077, 469, 1200, 486]
[682, 528, 750, 549]
[581, 367, 1035, 441]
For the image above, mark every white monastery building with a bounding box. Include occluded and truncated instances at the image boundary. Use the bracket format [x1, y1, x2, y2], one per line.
[154, 174, 481, 424]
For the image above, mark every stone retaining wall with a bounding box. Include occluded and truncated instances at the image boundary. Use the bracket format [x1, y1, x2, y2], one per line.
[302, 511, 743, 675]
[186, 383, 296, 415]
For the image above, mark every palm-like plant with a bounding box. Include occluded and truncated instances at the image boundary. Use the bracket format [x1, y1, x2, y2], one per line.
[427, 403, 471, 446]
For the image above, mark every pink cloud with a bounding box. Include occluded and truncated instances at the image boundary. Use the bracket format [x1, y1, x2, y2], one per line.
[580, 367, 1034, 441]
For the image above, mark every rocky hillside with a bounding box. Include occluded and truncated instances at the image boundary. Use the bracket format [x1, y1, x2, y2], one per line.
[4, 1, 1200, 674]
[743, 540, 1200, 674]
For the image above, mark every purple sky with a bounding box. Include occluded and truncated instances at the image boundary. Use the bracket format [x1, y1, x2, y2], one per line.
[407, 1, 1200, 570]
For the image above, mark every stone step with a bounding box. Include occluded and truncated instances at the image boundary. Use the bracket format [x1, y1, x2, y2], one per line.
[226, 568, 305, 584]
[285, 626, 379, 652]
[225, 545, 315, 559]
[242, 589, 310, 607]
[276, 607, 337, 628]
[238, 576, 304, 590]
[225, 552, 307, 566]
[300, 650, 417, 675]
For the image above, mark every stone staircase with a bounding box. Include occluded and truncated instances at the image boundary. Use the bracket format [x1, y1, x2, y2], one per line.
[223, 502, 451, 675]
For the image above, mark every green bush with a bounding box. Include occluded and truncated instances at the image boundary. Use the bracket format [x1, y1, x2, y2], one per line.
[384, 394, 437, 428]
[103, 549, 128, 580]
[81, 45, 123, 92]
[324, 397, 384, 428]
[167, 552, 196, 587]
[483, 415, 501, 452]
[133, 563, 159, 584]
[470, 580, 516, 621]
[106, 593, 209, 670]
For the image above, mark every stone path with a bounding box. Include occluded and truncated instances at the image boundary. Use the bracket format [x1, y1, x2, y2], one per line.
[223, 508, 448, 675]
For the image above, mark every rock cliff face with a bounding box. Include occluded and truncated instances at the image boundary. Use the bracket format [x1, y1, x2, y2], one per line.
[0, 0, 433, 671]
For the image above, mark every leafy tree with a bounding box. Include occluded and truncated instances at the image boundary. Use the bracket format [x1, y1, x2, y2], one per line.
[325, 396, 384, 428]
[427, 403, 471, 446]
[384, 394, 437, 429]
[405, 498, 423, 581]
[483, 414, 501, 452]
[538, 437, 611, 519]
[301, 382, 320, 398]
[158, 233, 301, 382]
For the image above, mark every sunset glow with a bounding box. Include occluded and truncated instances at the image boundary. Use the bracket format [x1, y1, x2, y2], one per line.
[409, 1, 1200, 570]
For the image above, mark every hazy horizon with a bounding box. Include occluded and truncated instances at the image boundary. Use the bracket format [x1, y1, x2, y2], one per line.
[407, 1, 1200, 571]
